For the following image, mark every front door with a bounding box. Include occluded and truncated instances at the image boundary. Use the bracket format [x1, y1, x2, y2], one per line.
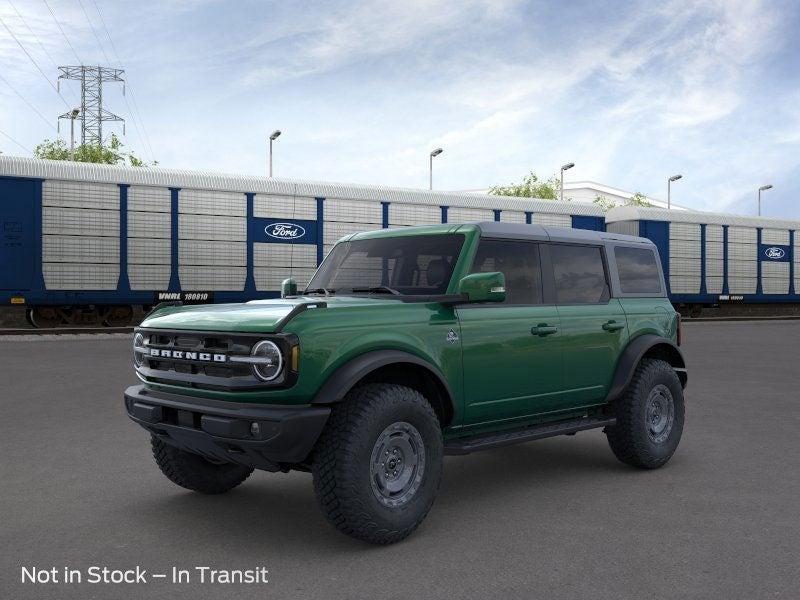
[547, 242, 628, 408]
[458, 239, 563, 427]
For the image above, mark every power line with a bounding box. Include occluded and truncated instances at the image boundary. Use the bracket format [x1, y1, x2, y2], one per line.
[0, 13, 71, 108]
[42, 0, 83, 65]
[89, 0, 155, 162]
[6, 0, 81, 105]
[76, 0, 111, 65]
[0, 72, 59, 132]
[0, 127, 33, 153]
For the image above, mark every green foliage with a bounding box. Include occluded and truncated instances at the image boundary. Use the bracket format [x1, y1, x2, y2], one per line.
[34, 134, 155, 167]
[593, 191, 653, 212]
[489, 171, 562, 200]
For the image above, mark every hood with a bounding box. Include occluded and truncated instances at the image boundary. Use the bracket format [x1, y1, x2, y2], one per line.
[140, 295, 401, 333]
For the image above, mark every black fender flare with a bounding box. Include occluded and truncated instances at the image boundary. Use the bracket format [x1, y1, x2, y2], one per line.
[605, 334, 687, 403]
[311, 349, 455, 417]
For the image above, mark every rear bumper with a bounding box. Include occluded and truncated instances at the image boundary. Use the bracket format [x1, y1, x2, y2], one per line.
[124, 385, 330, 471]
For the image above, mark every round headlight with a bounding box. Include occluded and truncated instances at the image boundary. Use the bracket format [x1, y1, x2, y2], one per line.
[133, 332, 146, 368]
[251, 340, 283, 381]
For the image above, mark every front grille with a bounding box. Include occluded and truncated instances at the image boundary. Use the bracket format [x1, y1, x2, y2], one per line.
[135, 328, 296, 391]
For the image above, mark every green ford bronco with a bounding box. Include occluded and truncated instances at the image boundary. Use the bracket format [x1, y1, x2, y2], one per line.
[125, 222, 687, 544]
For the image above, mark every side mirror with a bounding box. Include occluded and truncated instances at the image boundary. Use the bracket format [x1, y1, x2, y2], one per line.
[457, 272, 506, 303]
[281, 278, 298, 298]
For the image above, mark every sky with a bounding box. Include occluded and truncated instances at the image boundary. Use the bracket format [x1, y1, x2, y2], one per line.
[1, 0, 799, 218]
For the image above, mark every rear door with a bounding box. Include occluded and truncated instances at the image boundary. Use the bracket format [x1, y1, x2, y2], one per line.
[0, 178, 36, 290]
[457, 238, 563, 427]
[546, 242, 628, 408]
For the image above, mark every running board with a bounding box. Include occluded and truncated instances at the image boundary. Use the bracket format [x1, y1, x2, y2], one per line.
[444, 416, 616, 455]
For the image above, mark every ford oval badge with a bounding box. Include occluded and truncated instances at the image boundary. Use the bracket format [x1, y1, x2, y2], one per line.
[265, 222, 306, 240]
[765, 246, 786, 260]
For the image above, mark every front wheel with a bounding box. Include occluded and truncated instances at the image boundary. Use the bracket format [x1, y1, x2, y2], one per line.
[312, 384, 443, 544]
[605, 358, 685, 469]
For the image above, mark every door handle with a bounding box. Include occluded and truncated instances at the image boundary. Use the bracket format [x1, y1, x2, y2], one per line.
[602, 320, 625, 332]
[531, 324, 558, 337]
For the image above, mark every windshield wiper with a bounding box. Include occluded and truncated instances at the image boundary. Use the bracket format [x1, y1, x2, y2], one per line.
[350, 285, 402, 295]
[303, 287, 335, 296]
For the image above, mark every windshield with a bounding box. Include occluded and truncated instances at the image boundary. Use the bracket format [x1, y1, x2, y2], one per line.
[306, 234, 465, 296]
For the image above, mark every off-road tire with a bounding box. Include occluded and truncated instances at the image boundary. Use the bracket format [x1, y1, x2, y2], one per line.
[312, 383, 443, 544]
[605, 358, 684, 469]
[151, 436, 253, 494]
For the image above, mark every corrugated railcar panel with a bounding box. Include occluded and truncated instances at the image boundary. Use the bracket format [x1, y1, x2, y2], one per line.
[728, 277, 756, 294]
[500, 210, 526, 224]
[42, 179, 118, 210]
[762, 262, 789, 294]
[448, 207, 494, 223]
[669, 257, 701, 276]
[728, 260, 757, 277]
[129, 264, 170, 290]
[605, 221, 639, 236]
[705, 258, 723, 279]
[388, 203, 441, 226]
[323, 221, 380, 246]
[179, 240, 246, 266]
[128, 238, 170, 264]
[532, 213, 571, 228]
[324, 198, 382, 224]
[761, 229, 790, 245]
[42, 206, 119, 237]
[706, 276, 723, 294]
[669, 222, 701, 241]
[669, 275, 700, 294]
[669, 239, 701, 260]
[727, 243, 756, 261]
[253, 243, 317, 268]
[128, 186, 170, 213]
[179, 266, 246, 290]
[705, 224, 724, 242]
[728, 226, 757, 244]
[128, 211, 170, 239]
[42, 235, 119, 264]
[43, 263, 119, 290]
[179, 214, 246, 241]
[254, 267, 318, 291]
[705, 240, 724, 260]
[179, 189, 246, 217]
[254, 195, 317, 220]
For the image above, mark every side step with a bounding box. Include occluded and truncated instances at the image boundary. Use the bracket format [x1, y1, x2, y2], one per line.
[444, 415, 616, 455]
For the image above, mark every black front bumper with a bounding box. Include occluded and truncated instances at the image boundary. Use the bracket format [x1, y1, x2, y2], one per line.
[124, 385, 330, 472]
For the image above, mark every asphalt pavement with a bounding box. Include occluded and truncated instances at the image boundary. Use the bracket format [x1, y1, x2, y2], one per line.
[1, 321, 798, 600]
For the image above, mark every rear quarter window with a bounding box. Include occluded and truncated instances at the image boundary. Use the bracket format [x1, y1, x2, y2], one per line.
[614, 246, 662, 294]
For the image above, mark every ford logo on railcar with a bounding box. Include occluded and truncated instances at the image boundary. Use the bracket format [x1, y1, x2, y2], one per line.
[765, 247, 786, 259]
[265, 222, 305, 239]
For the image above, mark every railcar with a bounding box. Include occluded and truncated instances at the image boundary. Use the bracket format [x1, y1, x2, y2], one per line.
[606, 206, 800, 317]
[0, 157, 605, 326]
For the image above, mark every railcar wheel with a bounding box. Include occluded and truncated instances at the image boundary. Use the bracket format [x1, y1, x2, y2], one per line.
[103, 305, 134, 327]
[28, 307, 62, 328]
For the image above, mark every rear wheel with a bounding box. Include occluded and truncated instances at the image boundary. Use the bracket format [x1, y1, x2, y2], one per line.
[605, 358, 684, 469]
[312, 383, 443, 544]
[151, 436, 253, 494]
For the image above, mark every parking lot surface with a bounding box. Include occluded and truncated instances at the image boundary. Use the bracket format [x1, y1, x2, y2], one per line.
[1, 321, 798, 599]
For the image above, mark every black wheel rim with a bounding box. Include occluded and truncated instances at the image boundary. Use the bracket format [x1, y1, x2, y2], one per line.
[645, 384, 675, 444]
[370, 421, 426, 508]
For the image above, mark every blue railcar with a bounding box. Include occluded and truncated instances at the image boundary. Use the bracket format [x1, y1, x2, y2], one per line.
[606, 206, 800, 316]
[0, 157, 606, 326]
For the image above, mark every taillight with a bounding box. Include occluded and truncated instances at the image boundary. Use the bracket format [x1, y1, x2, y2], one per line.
[676, 314, 682, 346]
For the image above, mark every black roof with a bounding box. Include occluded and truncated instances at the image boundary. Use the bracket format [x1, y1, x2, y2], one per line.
[471, 221, 652, 246]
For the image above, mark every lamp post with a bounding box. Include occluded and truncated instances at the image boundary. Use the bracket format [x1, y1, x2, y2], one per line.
[429, 148, 443, 190]
[667, 174, 682, 209]
[559, 162, 574, 202]
[69, 108, 80, 161]
[758, 184, 773, 216]
[269, 130, 281, 177]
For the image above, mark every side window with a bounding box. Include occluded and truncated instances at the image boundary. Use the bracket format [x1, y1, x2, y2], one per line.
[470, 239, 542, 304]
[550, 244, 609, 304]
[614, 246, 662, 294]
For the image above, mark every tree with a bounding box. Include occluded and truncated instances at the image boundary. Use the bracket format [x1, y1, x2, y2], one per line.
[593, 191, 653, 212]
[489, 171, 562, 200]
[34, 134, 155, 167]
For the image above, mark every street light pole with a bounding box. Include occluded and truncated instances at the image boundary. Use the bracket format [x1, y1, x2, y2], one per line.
[429, 148, 443, 190]
[269, 130, 281, 177]
[667, 174, 683, 209]
[69, 108, 80, 161]
[758, 184, 773, 216]
[560, 162, 574, 202]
